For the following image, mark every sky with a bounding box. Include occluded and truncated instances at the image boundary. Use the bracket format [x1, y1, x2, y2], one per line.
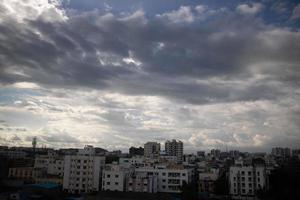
[0, 0, 299, 153]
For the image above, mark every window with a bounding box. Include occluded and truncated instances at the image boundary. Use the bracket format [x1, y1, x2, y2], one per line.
[115, 175, 119, 178]
[162, 186, 166, 189]
[107, 174, 110, 178]
[241, 171, 245, 175]
[248, 171, 252, 175]
[115, 182, 119, 185]
[162, 173, 166, 176]
[248, 177, 252, 181]
[182, 173, 186, 176]
[162, 179, 166, 182]
[242, 189, 246, 193]
[106, 182, 110, 185]
[249, 183, 252, 187]
[242, 177, 245, 181]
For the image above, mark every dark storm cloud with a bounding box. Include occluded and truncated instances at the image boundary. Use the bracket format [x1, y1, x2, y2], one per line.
[0, 2, 299, 106]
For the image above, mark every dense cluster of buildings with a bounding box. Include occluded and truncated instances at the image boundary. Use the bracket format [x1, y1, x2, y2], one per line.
[0, 142, 300, 199]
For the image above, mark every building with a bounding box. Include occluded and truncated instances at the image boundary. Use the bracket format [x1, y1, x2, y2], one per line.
[63, 146, 105, 193]
[135, 164, 193, 193]
[197, 151, 205, 157]
[198, 169, 219, 194]
[165, 140, 183, 163]
[271, 147, 291, 158]
[8, 167, 38, 181]
[0, 150, 27, 159]
[210, 149, 221, 158]
[126, 172, 158, 193]
[102, 164, 131, 191]
[129, 147, 144, 156]
[119, 156, 145, 168]
[144, 142, 160, 158]
[229, 163, 267, 199]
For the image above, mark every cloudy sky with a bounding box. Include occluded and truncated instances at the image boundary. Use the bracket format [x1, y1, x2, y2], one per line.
[0, 0, 299, 152]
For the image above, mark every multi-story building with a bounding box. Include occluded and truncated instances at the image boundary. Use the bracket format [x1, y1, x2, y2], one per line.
[126, 172, 158, 193]
[129, 147, 144, 156]
[271, 147, 291, 158]
[165, 140, 183, 163]
[198, 169, 219, 194]
[229, 163, 267, 199]
[0, 150, 27, 159]
[102, 164, 131, 191]
[210, 149, 221, 158]
[135, 164, 193, 193]
[144, 142, 160, 158]
[47, 158, 64, 177]
[119, 156, 145, 168]
[63, 146, 105, 193]
[8, 167, 40, 181]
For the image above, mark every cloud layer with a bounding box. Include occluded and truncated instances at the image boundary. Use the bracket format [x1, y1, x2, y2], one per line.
[0, 0, 299, 152]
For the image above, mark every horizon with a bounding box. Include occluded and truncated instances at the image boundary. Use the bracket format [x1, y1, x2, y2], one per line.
[0, 0, 300, 152]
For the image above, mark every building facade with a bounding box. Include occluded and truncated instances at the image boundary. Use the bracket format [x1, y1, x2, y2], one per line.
[63, 146, 105, 193]
[102, 164, 130, 191]
[229, 165, 267, 199]
[165, 140, 183, 163]
[144, 142, 160, 158]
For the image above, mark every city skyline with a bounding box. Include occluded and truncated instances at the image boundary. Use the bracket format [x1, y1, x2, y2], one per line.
[1, 0, 300, 152]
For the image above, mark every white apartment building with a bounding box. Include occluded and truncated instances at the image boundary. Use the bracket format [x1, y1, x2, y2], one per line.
[135, 165, 193, 193]
[102, 164, 131, 191]
[126, 172, 158, 193]
[165, 140, 183, 163]
[34, 151, 64, 177]
[63, 146, 105, 193]
[47, 158, 64, 177]
[119, 156, 145, 168]
[229, 165, 267, 199]
[144, 142, 160, 158]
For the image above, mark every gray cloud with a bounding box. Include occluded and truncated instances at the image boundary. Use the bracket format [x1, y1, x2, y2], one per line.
[0, 1, 300, 150]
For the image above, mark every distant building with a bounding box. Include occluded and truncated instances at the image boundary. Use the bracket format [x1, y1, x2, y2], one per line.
[198, 169, 219, 194]
[129, 146, 144, 156]
[271, 147, 291, 158]
[210, 149, 221, 158]
[135, 165, 193, 193]
[144, 142, 160, 158]
[197, 151, 205, 157]
[8, 167, 38, 181]
[229, 161, 267, 199]
[126, 172, 158, 193]
[165, 140, 183, 163]
[119, 156, 145, 168]
[63, 146, 105, 193]
[0, 150, 27, 159]
[102, 164, 131, 192]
